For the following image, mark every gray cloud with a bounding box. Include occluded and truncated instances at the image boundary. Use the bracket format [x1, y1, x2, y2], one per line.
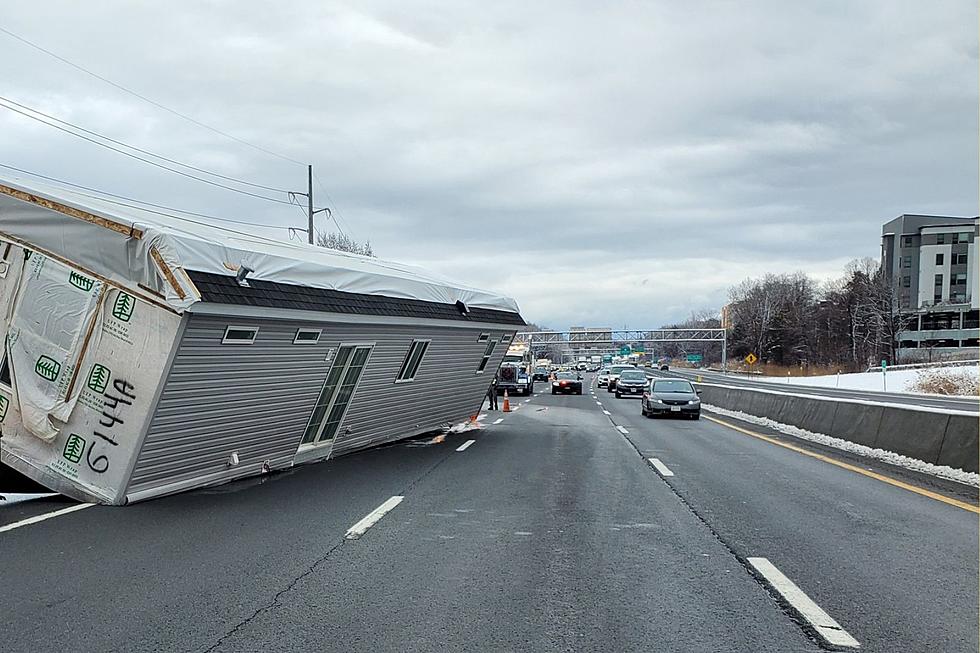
[1, 0, 976, 329]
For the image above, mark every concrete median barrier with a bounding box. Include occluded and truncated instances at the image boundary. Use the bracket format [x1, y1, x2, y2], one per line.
[937, 415, 980, 473]
[696, 382, 978, 473]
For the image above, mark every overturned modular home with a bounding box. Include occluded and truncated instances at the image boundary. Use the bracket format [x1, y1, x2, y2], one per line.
[0, 177, 523, 504]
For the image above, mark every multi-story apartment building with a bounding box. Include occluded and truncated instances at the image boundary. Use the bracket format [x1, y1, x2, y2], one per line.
[881, 214, 979, 355]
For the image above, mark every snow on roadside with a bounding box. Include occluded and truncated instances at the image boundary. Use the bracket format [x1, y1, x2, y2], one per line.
[756, 366, 979, 396]
[703, 404, 980, 488]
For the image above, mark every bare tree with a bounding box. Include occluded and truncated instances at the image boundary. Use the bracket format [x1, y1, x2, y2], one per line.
[316, 231, 375, 257]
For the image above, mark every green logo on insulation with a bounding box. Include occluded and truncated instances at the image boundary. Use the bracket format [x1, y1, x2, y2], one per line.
[35, 355, 61, 381]
[63, 434, 85, 464]
[69, 271, 94, 292]
[87, 364, 110, 394]
[112, 292, 135, 322]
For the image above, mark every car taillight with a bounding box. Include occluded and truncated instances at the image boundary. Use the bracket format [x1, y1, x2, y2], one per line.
[560, 381, 567, 385]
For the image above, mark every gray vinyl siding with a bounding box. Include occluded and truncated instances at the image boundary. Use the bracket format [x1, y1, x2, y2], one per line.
[127, 312, 515, 497]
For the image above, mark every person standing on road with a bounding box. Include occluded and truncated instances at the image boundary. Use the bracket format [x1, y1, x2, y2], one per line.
[487, 375, 499, 410]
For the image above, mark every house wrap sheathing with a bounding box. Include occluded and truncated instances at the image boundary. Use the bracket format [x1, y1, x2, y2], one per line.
[0, 177, 524, 504]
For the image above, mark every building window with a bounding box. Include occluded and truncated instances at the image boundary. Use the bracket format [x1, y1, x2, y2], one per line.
[956, 254, 969, 265]
[477, 333, 489, 342]
[901, 276, 910, 288]
[293, 328, 322, 344]
[901, 255, 912, 268]
[937, 234, 945, 244]
[903, 236, 913, 247]
[477, 339, 497, 373]
[0, 348, 9, 387]
[934, 274, 943, 286]
[935, 253, 944, 265]
[395, 340, 430, 382]
[222, 326, 258, 344]
[952, 273, 967, 285]
[952, 232, 970, 244]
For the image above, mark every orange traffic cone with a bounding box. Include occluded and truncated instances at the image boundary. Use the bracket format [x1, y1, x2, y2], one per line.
[502, 390, 511, 413]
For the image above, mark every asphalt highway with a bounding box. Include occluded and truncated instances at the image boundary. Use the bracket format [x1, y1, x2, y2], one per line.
[2, 373, 976, 652]
[659, 368, 979, 413]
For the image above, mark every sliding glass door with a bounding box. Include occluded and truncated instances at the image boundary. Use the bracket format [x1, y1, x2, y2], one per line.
[301, 344, 372, 447]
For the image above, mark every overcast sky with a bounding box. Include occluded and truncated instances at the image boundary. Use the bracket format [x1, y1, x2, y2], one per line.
[2, 1, 977, 329]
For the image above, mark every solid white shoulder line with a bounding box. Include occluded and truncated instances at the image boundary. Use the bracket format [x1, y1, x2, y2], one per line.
[0, 502, 94, 534]
[747, 557, 859, 649]
[346, 496, 404, 540]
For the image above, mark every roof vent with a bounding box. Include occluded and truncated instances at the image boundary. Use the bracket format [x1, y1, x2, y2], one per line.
[455, 300, 469, 315]
[235, 265, 254, 287]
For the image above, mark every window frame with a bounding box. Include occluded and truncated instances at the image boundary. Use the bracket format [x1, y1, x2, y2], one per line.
[293, 328, 322, 345]
[935, 253, 944, 265]
[395, 339, 431, 383]
[477, 333, 490, 342]
[476, 339, 497, 374]
[221, 325, 259, 345]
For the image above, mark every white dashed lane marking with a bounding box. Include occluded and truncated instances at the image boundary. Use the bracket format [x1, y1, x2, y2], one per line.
[346, 496, 404, 540]
[456, 439, 476, 452]
[648, 458, 674, 477]
[747, 557, 860, 649]
[0, 502, 94, 534]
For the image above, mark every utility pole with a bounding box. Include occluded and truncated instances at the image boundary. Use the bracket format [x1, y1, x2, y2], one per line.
[307, 164, 314, 245]
[289, 165, 330, 245]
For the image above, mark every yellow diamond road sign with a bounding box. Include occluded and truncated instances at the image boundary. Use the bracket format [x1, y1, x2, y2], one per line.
[745, 353, 758, 365]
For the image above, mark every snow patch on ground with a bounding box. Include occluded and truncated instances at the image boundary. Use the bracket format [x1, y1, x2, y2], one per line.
[756, 366, 979, 395]
[703, 404, 980, 488]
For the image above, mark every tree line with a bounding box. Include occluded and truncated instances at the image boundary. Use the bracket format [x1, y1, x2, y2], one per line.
[677, 258, 909, 370]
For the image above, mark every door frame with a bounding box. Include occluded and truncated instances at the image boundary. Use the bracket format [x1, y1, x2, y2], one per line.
[297, 341, 375, 458]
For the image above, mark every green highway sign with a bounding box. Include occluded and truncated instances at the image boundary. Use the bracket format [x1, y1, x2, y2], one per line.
[619, 345, 631, 356]
[686, 354, 703, 363]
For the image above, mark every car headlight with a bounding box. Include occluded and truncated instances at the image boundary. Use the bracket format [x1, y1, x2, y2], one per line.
[553, 382, 560, 386]
[688, 399, 700, 405]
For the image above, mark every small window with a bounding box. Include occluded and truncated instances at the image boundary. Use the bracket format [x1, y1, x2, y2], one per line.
[477, 333, 489, 342]
[901, 255, 912, 268]
[903, 236, 913, 247]
[937, 234, 945, 244]
[396, 339, 430, 382]
[294, 328, 321, 344]
[0, 353, 9, 387]
[934, 274, 944, 286]
[501, 334, 512, 343]
[956, 254, 969, 265]
[952, 274, 968, 285]
[477, 339, 497, 373]
[935, 253, 944, 265]
[222, 326, 258, 344]
[958, 232, 971, 243]
[901, 275, 910, 288]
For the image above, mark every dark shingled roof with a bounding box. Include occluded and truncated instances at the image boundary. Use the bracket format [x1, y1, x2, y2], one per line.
[189, 271, 526, 327]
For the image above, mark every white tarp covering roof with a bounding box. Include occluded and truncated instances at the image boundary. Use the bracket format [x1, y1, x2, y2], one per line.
[0, 175, 520, 315]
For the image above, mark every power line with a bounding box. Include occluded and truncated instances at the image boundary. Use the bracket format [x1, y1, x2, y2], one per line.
[312, 171, 353, 239]
[0, 163, 287, 231]
[0, 25, 306, 167]
[0, 97, 294, 205]
[0, 96, 291, 193]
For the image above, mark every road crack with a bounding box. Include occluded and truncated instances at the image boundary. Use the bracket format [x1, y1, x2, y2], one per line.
[200, 448, 456, 652]
[610, 422, 834, 651]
